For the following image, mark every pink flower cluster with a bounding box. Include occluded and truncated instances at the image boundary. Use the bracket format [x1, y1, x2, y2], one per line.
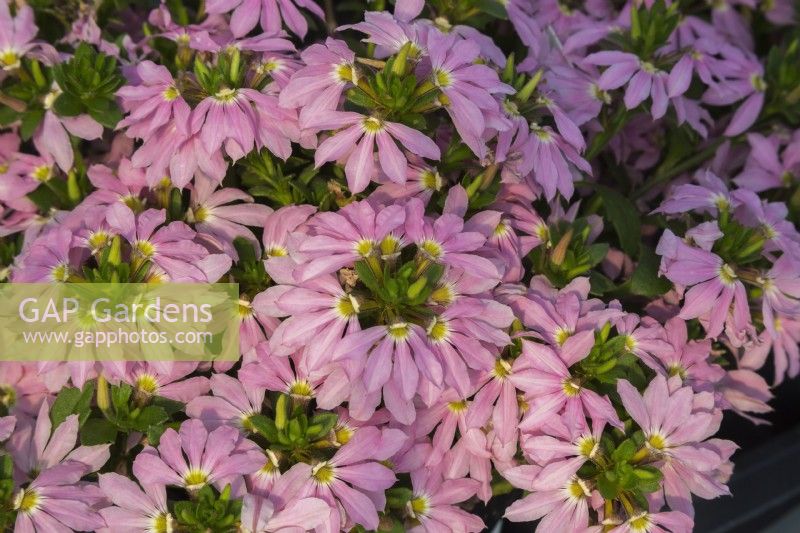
[1, 0, 799, 532]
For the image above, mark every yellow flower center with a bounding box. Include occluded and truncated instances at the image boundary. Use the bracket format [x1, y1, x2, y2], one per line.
[577, 436, 598, 458]
[0, 385, 16, 408]
[122, 195, 144, 213]
[335, 425, 354, 445]
[447, 400, 468, 413]
[566, 478, 589, 500]
[750, 74, 767, 92]
[624, 335, 637, 351]
[433, 69, 452, 88]
[183, 469, 208, 490]
[152, 512, 174, 533]
[238, 299, 253, 318]
[13, 488, 39, 513]
[88, 231, 110, 251]
[136, 374, 159, 395]
[430, 284, 455, 306]
[51, 263, 71, 282]
[409, 496, 430, 517]
[0, 49, 20, 70]
[387, 322, 410, 341]
[162, 86, 180, 101]
[355, 239, 375, 257]
[135, 240, 156, 258]
[647, 433, 666, 450]
[562, 379, 581, 397]
[554, 327, 572, 346]
[288, 379, 314, 400]
[190, 206, 208, 223]
[629, 512, 652, 532]
[335, 63, 354, 83]
[362, 117, 385, 133]
[420, 169, 443, 191]
[668, 363, 687, 379]
[265, 244, 288, 257]
[380, 235, 401, 259]
[214, 87, 239, 102]
[420, 240, 443, 260]
[336, 294, 360, 318]
[311, 462, 335, 485]
[32, 165, 52, 182]
[493, 221, 511, 237]
[427, 317, 449, 342]
[719, 263, 738, 285]
[493, 359, 512, 379]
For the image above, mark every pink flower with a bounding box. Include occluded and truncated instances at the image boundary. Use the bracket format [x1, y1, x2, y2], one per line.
[240, 493, 330, 532]
[293, 199, 405, 281]
[189, 173, 272, 259]
[0, 415, 16, 441]
[517, 339, 623, 431]
[186, 371, 266, 430]
[205, 0, 324, 38]
[0, 3, 39, 70]
[10, 227, 81, 282]
[585, 51, 672, 119]
[503, 464, 592, 533]
[117, 60, 191, 141]
[406, 465, 484, 533]
[644, 317, 725, 391]
[656, 228, 751, 339]
[291, 426, 396, 531]
[608, 510, 694, 533]
[34, 105, 104, 173]
[107, 361, 210, 403]
[131, 121, 227, 188]
[425, 29, 513, 158]
[106, 204, 232, 282]
[0, 363, 49, 416]
[617, 376, 733, 516]
[8, 400, 110, 484]
[332, 322, 442, 424]
[132, 418, 263, 496]
[97, 473, 173, 533]
[735, 132, 800, 192]
[309, 110, 440, 194]
[279, 38, 356, 127]
[404, 195, 502, 287]
[83, 159, 150, 211]
[12, 462, 107, 532]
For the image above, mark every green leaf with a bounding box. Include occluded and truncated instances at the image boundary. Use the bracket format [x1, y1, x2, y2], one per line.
[89, 106, 121, 129]
[597, 185, 642, 257]
[131, 406, 169, 432]
[249, 414, 279, 442]
[52, 93, 83, 116]
[586, 243, 610, 267]
[355, 260, 382, 295]
[307, 412, 338, 440]
[630, 245, 672, 297]
[20, 108, 44, 141]
[50, 382, 95, 428]
[0, 106, 19, 126]
[80, 418, 118, 445]
[596, 472, 619, 499]
[589, 271, 616, 295]
[634, 465, 663, 483]
[612, 439, 637, 463]
[151, 395, 185, 416]
[474, 0, 508, 19]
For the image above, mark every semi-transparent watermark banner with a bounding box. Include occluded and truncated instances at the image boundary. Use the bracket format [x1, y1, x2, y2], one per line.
[0, 283, 240, 362]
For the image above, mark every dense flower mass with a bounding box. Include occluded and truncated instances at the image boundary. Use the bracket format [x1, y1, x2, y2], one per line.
[0, 0, 799, 531]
